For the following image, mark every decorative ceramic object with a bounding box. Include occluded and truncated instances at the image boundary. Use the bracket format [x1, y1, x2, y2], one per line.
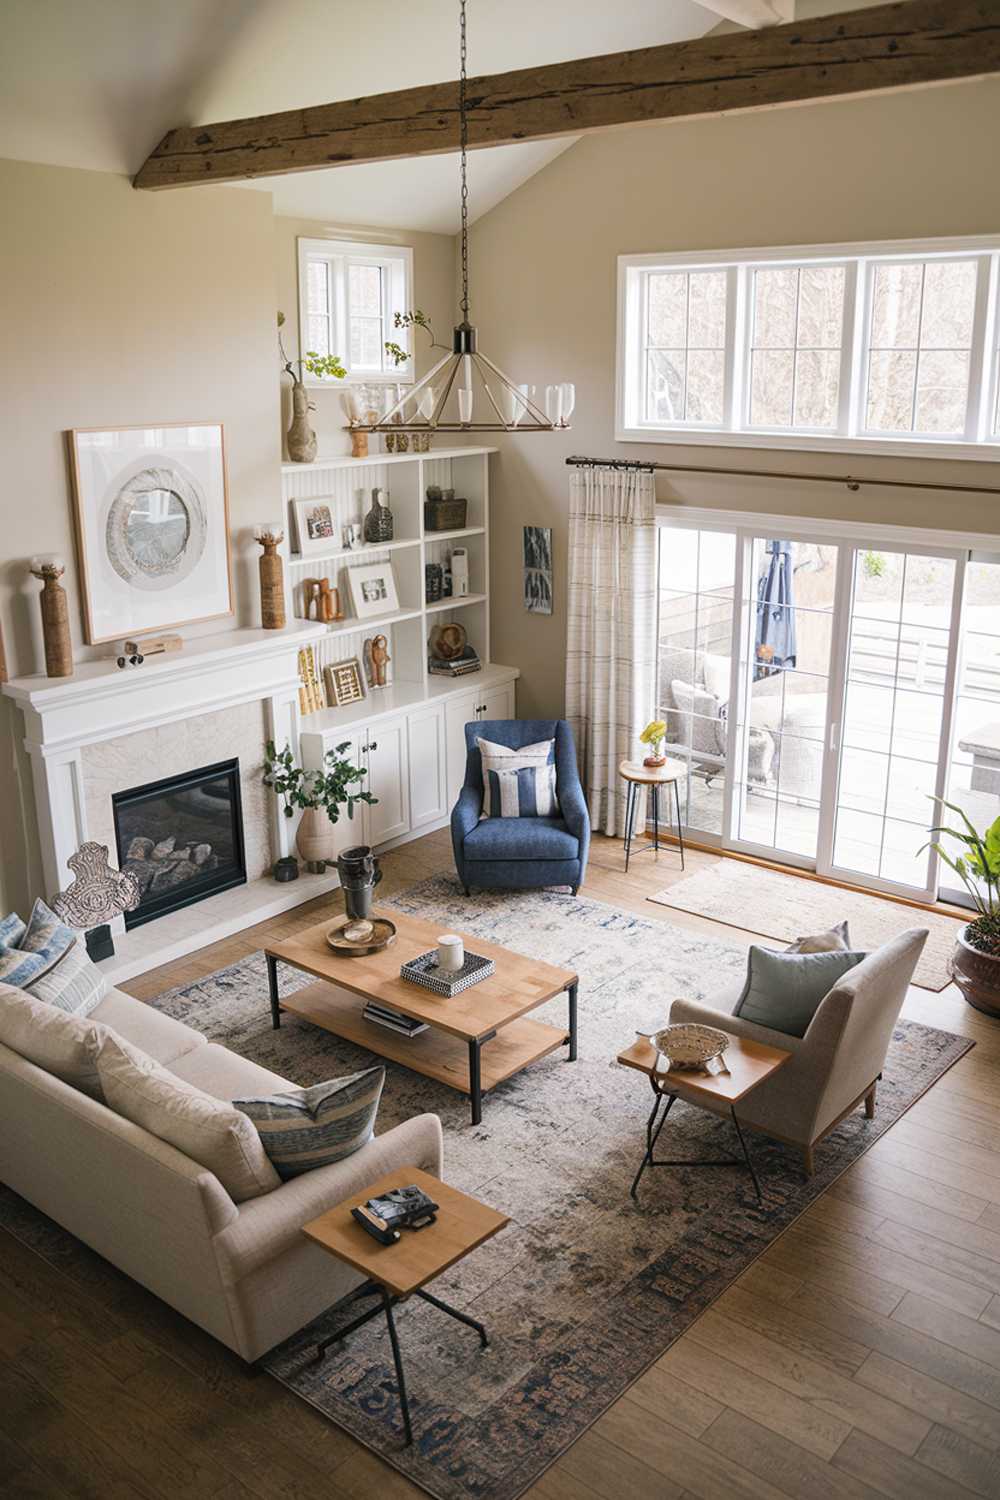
[296, 807, 335, 871]
[51, 840, 141, 960]
[326, 915, 396, 956]
[429, 621, 467, 660]
[29, 555, 73, 677]
[254, 523, 286, 630]
[437, 934, 464, 972]
[367, 633, 390, 687]
[363, 487, 394, 543]
[287, 382, 318, 463]
[649, 1023, 730, 1072]
[68, 423, 232, 645]
[950, 925, 1000, 1018]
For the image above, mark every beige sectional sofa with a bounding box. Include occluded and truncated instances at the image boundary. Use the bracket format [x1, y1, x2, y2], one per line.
[0, 982, 443, 1361]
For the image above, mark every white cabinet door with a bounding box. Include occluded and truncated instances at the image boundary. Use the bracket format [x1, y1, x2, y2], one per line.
[364, 715, 410, 846]
[481, 681, 516, 722]
[445, 689, 480, 807]
[408, 702, 447, 828]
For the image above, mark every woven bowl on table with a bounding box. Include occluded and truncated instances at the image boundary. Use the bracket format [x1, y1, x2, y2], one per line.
[651, 1022, 730, 1071]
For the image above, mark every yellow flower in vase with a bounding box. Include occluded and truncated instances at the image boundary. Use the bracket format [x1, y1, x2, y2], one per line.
[639, 719, 667, 767]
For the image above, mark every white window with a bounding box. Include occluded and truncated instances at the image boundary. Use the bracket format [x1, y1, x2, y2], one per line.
[617, 237, 1000, 459]
[297, 237, 414, 385]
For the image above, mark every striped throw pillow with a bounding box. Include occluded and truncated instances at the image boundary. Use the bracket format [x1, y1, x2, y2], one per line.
[477, 737, 559, 819]
[0, 899, 78, 988]
[25, 939, 109, 1017]
[234, 1066, 385, 1180]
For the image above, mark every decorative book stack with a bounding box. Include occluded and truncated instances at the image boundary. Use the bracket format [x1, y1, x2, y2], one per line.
[428, 645, 481, 678]
[297, 645, 324, 713]
[401, 949, 496, 997]
[363, 1002, 428, 1038]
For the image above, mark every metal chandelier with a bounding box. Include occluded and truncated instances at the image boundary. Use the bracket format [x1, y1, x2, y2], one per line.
[346, 0, 572, 436]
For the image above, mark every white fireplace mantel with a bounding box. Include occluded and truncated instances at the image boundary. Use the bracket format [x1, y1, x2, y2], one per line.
[3, 623, 325, 899]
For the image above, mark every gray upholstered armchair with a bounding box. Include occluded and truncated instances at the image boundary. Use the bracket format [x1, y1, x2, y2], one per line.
[451, 718, 591, 894]
[669, 928, 928, 1175]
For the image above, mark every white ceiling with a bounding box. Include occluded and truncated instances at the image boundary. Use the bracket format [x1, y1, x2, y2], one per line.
[0, 0, 901, 234]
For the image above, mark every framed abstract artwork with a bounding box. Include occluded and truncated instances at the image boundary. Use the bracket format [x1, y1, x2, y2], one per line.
[324, 656, 367, 708]
[523, 525, 553, 615]
[68, 423, 233, 644]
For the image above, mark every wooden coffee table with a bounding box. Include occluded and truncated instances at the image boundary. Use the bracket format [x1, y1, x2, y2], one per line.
[303, 1168, 508, 1446]
[265, 909, 579, 1124]
[617, 1031, 791, 1201]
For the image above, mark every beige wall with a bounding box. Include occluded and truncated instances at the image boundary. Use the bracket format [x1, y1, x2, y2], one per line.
[468, 81, 1000, 720]
[273, 215, 457, 460]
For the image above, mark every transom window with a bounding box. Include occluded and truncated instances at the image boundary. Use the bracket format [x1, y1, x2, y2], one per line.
[297, 237, 414, 384]
[618, 237, 1000, 457]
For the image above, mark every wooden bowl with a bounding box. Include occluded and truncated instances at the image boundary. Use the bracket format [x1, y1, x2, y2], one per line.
[651, 1022, 730, 1071]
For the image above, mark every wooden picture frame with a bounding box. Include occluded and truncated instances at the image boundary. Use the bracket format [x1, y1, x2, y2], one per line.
[347, 560, 400, 620]
[67, 422, 233, 645]
[324, 656, 368, 708]
[290, 497, 338, 557]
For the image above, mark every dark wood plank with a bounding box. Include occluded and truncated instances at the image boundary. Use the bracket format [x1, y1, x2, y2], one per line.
[134, 1, 1000, 189]
[834, 1428, 979, 1500]
[708, 1407, 884, 1500]
[553, 1429, 684, 1500]
[917, 1424, 1000, 1497]
[856, 1351, 1000, 1453]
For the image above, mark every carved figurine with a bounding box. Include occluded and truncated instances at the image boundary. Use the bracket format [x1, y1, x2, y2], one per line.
[364, 633, 390, 688]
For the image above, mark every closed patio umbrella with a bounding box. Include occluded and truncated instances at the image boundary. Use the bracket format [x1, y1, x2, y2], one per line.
[755, 539, 796, 679]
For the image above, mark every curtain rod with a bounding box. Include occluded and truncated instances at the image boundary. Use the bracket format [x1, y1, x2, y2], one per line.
[565, 453, 1000, 498]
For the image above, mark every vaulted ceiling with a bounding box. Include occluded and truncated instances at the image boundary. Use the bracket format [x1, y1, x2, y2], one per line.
[0, 0, 899, 233]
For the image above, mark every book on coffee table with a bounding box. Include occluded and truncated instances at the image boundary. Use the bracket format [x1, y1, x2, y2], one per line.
[363, 1001, 429, 1037]
[400, 949, 496, 997]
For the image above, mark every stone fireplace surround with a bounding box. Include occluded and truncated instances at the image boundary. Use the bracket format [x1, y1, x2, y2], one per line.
[1, 624, 337, 981]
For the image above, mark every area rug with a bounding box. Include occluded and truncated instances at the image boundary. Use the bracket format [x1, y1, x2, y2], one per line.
[0, 880, 971, 1500]
[649, 860, 963, 991]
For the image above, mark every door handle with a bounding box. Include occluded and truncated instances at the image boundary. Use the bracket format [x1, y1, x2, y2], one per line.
[369, 741, 378, 752]
[828, 722, 840, 753]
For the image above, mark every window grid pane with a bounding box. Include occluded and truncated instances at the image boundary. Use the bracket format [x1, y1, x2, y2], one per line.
[644, 270, 727, 425]
[748, 265, 844, 431]
[865, 259, 977, 436]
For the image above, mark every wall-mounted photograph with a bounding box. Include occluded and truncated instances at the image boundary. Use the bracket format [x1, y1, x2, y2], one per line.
[523, 525, 553, 615]
[68, 423, 233, 645]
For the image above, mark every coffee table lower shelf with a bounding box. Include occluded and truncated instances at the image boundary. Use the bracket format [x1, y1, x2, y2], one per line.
[278, 980, 570, 1122]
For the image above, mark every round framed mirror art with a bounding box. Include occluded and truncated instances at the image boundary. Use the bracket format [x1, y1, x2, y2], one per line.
[105, 464, 207, 591]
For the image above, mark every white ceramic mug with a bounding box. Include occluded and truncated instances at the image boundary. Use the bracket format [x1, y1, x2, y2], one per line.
[437, 934, 464, 973]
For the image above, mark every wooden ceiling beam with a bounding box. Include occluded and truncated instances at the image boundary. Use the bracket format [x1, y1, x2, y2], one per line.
[134, 0, 1000, 191]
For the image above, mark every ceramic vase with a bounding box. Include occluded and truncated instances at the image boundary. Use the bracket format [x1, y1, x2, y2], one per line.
[287, 382, 317, 463]
[363, 488, 394, 543]
[296, 807, 335, 870]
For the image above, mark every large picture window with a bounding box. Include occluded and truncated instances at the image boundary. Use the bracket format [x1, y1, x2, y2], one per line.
[297, 237, 414, 385]
[618, 237, 1000, 458]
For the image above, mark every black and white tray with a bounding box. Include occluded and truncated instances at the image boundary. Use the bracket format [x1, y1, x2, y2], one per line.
[400, 949, 496, 997]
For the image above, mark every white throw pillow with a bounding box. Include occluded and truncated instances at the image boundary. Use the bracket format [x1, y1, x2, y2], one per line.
[702, 652, 731, 703]
[0, 982, 109, 1099]
[786, 920, 852, 954]
[477, 736, 559, 818]
[670, 679, 722, 756]
[92, 1032, 280, 1202]
[25, 938, 109, 1017]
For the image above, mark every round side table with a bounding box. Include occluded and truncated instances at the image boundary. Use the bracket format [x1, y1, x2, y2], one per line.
[619, 758, 686, 873]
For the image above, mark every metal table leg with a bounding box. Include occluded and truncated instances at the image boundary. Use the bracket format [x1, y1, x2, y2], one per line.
[730, 1106, 762, 1201]
[266, 952, 281, 1029]
[624, 778, 636, 872]
[651, 783, 660, 853]
[417, 1287, 489, 1347]
[381, 1288, 413, 1446]
[630, 1088, 675, 1199]
[629, 1080, 764, 1203]
[673, 777, 686, 870]
[566, 981, 578, 1062]
[468, 1038, 482, 1125]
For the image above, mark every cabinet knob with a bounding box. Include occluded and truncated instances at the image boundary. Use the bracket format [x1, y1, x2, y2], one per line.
[369, 741, 378, 751]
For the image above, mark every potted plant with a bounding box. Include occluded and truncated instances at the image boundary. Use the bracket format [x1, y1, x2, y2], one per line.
[263, 740, 377, 875]
[639, 719, 668, 769]
[925, 797, 1000, 1017]
[277, 312, 346, 463]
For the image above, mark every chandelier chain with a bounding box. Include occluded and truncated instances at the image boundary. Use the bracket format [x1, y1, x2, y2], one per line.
[459, 0, 469, 321]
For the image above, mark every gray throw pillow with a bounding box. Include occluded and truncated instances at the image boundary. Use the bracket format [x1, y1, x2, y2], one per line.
[786, 920, 851, 954]
[234, 1066, 385, 1179]
[734, 945, 866, 1038]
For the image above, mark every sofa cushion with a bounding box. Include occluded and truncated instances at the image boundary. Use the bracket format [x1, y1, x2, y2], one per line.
[0, 982, 109, 1099]
[670, 679, 722, 756]
[169, 1042, 292, 1100]
[92, 1032, 280, 1202]
[786, 920, 852, 955]
[464, 815, 579, 863]
[234, 1066, 385, 1180]
[91, 987, 208, 1067]
[24, 938, 109, 1017]
[734, 945, 866, 1038]
[477, 736, 559, 818]
[0, 898, 77, 987]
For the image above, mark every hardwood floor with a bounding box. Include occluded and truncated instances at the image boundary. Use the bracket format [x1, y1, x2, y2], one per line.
[3, 828, 999, 1500]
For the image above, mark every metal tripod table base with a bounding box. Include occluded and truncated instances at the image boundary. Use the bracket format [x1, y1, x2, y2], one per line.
[630, 1079, 763, 1203]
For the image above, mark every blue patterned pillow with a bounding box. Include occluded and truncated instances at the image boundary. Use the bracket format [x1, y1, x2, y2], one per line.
[0, 900, 76, 988]
[234, 1066, 385, 1179]
[477, 737, 559, 818]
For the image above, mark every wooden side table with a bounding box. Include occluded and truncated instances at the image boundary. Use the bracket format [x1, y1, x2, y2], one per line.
[617, 1032, 791, 1201]
[619, 758, 687, 872]
[303, 1168, 508, 1446]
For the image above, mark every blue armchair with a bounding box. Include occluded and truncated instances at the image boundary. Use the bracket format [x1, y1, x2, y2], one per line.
[451, 719, 591, 894]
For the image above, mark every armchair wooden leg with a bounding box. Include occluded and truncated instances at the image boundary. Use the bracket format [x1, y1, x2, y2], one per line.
[802, 1145, 815, 1178]
[865, 1082, 877, 1119]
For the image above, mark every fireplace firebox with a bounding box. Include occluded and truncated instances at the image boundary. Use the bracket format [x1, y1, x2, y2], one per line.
[113, 759, 246, 929]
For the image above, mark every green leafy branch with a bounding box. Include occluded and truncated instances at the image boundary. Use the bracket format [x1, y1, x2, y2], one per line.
[921, 795, 1000, 946]
[277, 311, 346, 385]
[263, 740, 377, 823]
[384, 309, 449, 368]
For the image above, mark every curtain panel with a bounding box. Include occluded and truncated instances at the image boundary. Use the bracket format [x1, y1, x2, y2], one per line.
[565, 466, 657, 836]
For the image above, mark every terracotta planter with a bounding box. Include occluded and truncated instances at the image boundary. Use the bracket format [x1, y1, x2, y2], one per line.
[950, 924, 1000, 1018]
[643, 753, 667, 768]
[296, 807, 335, 870]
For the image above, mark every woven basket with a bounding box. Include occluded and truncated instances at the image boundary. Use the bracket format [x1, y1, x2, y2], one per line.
[425, 496, 467, 531]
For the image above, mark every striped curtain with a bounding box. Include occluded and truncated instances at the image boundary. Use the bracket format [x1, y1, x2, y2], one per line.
[565, 465, 658, 836]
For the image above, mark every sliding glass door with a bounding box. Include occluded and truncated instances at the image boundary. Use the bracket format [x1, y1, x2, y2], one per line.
[657, 517, 967, 902]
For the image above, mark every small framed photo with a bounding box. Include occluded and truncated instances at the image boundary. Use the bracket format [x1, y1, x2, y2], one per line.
[324, 656, 367, 708]
[347, 560, 400, 619]
[290, 497, 338, 557]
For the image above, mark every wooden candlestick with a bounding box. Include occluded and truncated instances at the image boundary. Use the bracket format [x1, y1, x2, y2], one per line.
[255, 527, 286, 630]
[29, 559, 73, 677]
[350, 428, 369, 459]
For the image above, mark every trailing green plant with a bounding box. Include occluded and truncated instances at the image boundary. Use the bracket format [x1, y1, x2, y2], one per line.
[862, 550, 886, 579]
[263, 740, 376, 823]
[922, 796, 1000, 954]
[384, 309, 449, 368]
[277, 311, 346, 384]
